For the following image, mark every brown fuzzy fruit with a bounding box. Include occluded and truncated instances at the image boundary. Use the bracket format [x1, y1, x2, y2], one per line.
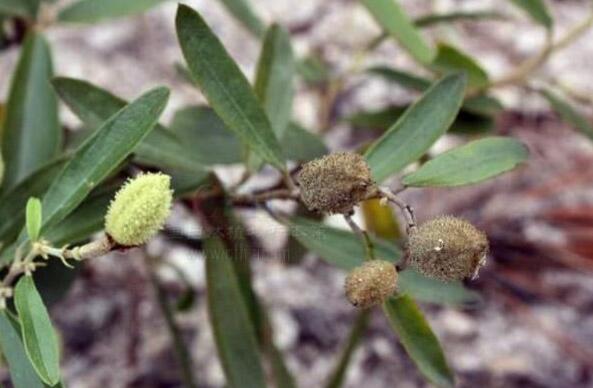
[297, 152, 377, 214]
[407, 216, 488, 282]
[344, 260, 397, 309]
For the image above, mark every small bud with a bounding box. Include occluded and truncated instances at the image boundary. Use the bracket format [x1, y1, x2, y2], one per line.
[345, 260, 397, 308]
[407, 216, 488, 282]
[297, 152, 377, 214]
[105, 173, 173, 246]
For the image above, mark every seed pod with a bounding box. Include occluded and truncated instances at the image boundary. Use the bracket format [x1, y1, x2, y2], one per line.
[407, 216, 488, 281]
[297, 152, 377, 214]
[105, 173, 173, 246]
[344, 260, 397, 308]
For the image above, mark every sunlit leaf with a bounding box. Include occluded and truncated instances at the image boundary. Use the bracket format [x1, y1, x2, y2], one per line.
[14, 276, 61, 386]
[403, 137, 528, 187]
[364, 73, 466, 182]
[361, 0, 434, 64]
[58, 0, 165, 23]
[25, 197, 42, 242]
[176, 4, 285, 170]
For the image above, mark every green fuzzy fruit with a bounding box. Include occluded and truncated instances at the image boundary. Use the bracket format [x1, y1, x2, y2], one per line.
[345, 260, 397, 308]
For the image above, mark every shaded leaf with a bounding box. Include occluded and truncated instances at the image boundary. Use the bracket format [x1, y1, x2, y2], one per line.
[52, 77, 205, 173]
[0, 158, 67, 247]
[1, 32, 60, 193]
[286, 217, 480, 306]
[0, 311, 45, 388]
[217, 0, 265, 38]
[204, 237, 266, 388]
[39, 87, 169, 234]
[25, 198, 42, 242]
[509, 0, 552, 29]
[58, 0, 165, 23]
[364, 74, 466, 182]
[540, 88, 593, 140]
[14, 276, 60, 386]
[361, 0, 434, 64]
[432, 43, 489, 89]
[281, 122, 328, 162]
[402, 137, 529, 187]
[176, 4, 285, 170]
[383, 295, 454, 387]
[297, 55, 331, 85]
[169, 106, 242, 165]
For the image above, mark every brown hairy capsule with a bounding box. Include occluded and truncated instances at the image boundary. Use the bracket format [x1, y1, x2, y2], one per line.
[345, 260, 397, 308]
[297, 152, 378, 214]
[407, 216, 488, 282]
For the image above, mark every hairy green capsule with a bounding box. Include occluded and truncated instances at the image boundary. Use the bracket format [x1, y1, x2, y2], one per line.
[105, 173, 173, 246]
[297, 152, 378, 214]
[407, 216, 488, 282]
[344, 260, 397, 308]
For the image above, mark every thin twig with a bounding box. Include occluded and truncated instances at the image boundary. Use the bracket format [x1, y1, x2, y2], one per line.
[344, 214, 376, 261]
[378, 187, 416, 234]
[232, 188, 300, 206]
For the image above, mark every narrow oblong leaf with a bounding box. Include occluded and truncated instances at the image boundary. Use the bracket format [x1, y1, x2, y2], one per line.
[52, 77, 205, 173]
[540, 88, 593, 140]
[204, 237, 266, 388]
[58, 0, 164, 23]
[217, 0, 266, 38]
[415, 10, 505, 27]
[509, 0, 552, 29]
[176, 4, 285, 170]
[1, 32, 60, 193]
[25, 198, 42, 242]
[432, 43, 489, 89]
[403, 137, 528, 187]
[40, 87, 169, 233]
[254, 24, 295, 140]
[14, 276, 61, 386]
[0, 311, 45, 388]
[286, 217, 480, 306]
[361, 0, 435, 64]
[383, 295, 454, 387]
[364, 73, 467, 182]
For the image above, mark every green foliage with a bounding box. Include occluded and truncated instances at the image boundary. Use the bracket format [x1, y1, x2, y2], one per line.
[364, 73, 467, 182]
[540, 88, 593, 140]
[25, 198, 42, 242]
[58, 0, 165, 23]
[14, 276, 61, 386]
[509, 0, 553, 29]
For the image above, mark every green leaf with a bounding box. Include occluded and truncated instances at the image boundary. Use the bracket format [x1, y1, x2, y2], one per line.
[0, 311, 45, 388]
[403, 137, 528, 187]
[286, 217, 480, 306]
[25, 198, 42, 242]
[254, 24, 295, 140]
[217, 0, 266, 38]
[540, 88, 593, 140]
[0, 158, 67, 247]
[348, 106, 493, 134]
[169, 106, 243, 165]
[297, 55, 331, 85]
[1, 32, 60, 193]
[415, 10, 505, 27]
[383, 295, 454, 387]
[432, 43, 489, 89]
[14, 276, 61, 386]
[364, 73, 466, 182]
[52, 77, 205, 173]
[368, 66, 503, 115]
[176, 4, 285, 170]
[58, 0, 165, 23]
[0, 0, 31, 17]
[204, 237, 266, 388]
[39, 87, 169, 234]
[361, 0, 434, 64]
[509, 0, 552, 29]
[281, 123, 328, 162]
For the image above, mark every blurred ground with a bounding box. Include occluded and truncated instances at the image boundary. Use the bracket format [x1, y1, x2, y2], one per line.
[2, 0, 593, 387]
